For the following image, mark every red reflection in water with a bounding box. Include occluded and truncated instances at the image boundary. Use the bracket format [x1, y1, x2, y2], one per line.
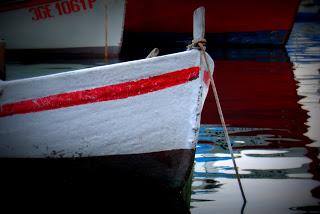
[202, 60, 309, 138]
[200, 60, 320, 196]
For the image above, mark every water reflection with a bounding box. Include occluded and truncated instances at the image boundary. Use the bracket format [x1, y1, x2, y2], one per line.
[287, 22, 320, 148]
[193, 21, 320, 213]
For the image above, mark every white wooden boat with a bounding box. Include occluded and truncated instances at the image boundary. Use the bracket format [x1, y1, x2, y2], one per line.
[0, 9, 213, 205]
[0, 49, 213, 158]
[0, 7, 214, 159]
[0, 6, 245, 207]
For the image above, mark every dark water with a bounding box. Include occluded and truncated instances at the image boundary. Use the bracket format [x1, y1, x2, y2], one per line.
[3, 18, 320, 214]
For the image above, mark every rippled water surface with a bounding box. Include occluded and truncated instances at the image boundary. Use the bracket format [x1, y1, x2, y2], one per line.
[192, 22, 320, 213]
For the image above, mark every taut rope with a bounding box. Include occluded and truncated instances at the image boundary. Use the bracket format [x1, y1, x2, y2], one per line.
[194, 40, 247, 202]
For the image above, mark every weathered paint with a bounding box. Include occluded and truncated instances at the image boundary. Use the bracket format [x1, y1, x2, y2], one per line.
[0, 49, 214, 158]
[0, 67, 199, 117]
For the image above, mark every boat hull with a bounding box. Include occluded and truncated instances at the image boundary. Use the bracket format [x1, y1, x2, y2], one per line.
[0, 149, 194, 211]
[123, 0, 300, 48]
[0, 149, 195, 190]
[0, 50, 213, 158]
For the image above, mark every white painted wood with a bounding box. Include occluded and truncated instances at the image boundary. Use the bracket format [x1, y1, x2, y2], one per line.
[0, 50, 214, 158]
[1, 50, 200, 104]
[0, 0, 124, 50]
[193, 7, 205, 41]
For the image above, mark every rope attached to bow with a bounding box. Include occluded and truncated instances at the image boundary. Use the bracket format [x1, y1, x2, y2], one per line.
[187, 38, 207, 50]
[194, 40, 247, 203]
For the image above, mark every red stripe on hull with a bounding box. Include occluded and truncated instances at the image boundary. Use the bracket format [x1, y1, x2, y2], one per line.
[203, 70, 210, 87]
[0, 66, 200, 117]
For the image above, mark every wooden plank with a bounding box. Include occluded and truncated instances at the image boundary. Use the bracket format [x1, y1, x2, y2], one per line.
[193, 6, 205, 41]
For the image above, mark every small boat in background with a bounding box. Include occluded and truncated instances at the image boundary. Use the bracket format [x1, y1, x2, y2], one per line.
[0, 0, 125, 60]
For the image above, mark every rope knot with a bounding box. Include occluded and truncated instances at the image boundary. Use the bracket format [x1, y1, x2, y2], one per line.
[187, 38, 207, 50]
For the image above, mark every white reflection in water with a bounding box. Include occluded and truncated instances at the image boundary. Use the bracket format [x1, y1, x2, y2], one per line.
[192, 178, 320, 214]
[194, 149, 312, 176]
[216, 150, 311, 172]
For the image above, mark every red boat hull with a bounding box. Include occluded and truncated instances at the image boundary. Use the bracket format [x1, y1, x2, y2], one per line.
[123, 0, 301, 47]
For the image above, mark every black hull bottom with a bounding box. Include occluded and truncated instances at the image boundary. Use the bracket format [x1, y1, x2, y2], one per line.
[120, 30, 289, 60]
[0, 149, 195, 212]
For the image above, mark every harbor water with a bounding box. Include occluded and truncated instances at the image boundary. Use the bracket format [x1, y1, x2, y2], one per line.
[2, 14, 320, 214]
[192, 20, 320, 214]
